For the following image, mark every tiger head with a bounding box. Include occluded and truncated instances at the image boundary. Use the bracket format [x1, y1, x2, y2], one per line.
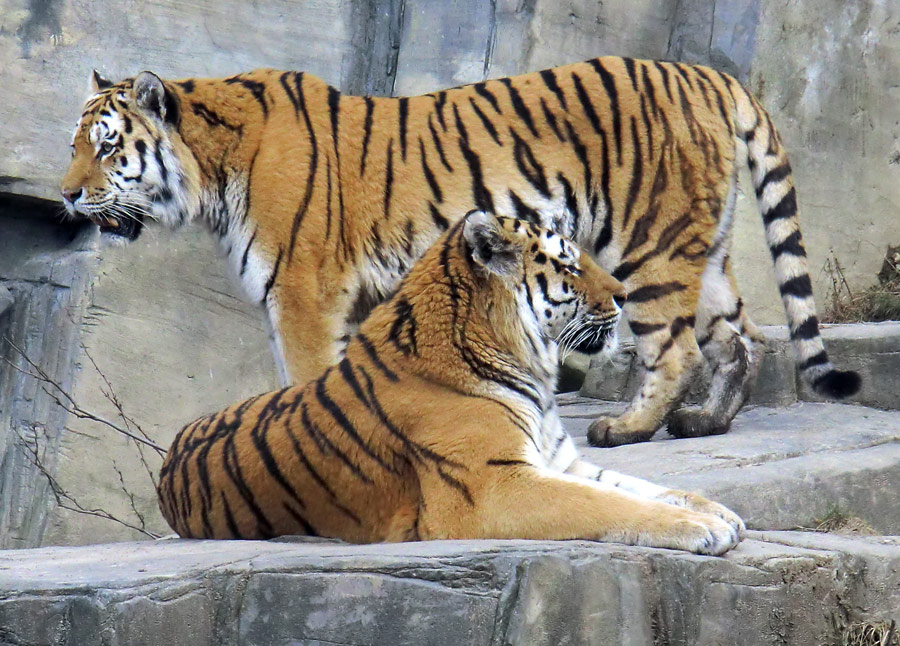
[60, 70, 201, 244]
[462, 211, 626, 357]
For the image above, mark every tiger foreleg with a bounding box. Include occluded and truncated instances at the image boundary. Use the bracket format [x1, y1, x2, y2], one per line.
[418, 462, 740, 555]
[587, 313, 704, 447]
[564, 457, 745, 536]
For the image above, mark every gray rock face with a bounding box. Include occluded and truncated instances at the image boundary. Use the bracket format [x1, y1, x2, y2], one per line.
[0, 201, 98, 550]
[581, 323, 900, 410]
[0, 532, 899, 645]
[560, 397, 900, 535]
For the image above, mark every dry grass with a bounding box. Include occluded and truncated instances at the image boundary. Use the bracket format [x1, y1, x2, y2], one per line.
[842, 620, 898, 646]
[800, 507, 877, 536]
[821, 253, 900, 324]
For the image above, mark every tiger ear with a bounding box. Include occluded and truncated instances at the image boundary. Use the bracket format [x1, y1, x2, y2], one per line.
[89, 69, 112, 93]
[463, 210, 520, 277]
[133, 71, 168, 121]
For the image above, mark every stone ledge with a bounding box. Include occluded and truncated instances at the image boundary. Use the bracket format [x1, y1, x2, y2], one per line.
[580, 322, 900, 410]
[559, 399, 900, 534]
[0, 532, 898, 646]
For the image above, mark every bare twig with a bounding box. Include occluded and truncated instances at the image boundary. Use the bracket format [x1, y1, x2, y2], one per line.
[14, 425, 160, 539]
[2, 337, 165, 454]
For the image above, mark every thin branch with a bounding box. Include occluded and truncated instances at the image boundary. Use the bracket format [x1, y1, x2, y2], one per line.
[2, 339, 165, 454]
[14, 426, 160, 539]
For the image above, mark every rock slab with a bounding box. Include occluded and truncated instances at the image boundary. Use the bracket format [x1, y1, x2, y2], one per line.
[1, 532, 899, 645]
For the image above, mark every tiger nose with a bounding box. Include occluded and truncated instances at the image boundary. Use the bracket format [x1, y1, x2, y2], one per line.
[613, 292, 627, 309]
[61, 187, 83, 203]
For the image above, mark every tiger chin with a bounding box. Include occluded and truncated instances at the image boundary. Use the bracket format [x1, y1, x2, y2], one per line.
[62, 58, 860, 448]
[157, 211, 744, 556]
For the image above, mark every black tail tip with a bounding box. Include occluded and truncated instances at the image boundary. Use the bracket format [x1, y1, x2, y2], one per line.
[813, 370, 861, 399]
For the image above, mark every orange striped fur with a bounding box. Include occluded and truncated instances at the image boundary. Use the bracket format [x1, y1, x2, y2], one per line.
[158, 212, 744, 554]
[62, 58, 858, 446]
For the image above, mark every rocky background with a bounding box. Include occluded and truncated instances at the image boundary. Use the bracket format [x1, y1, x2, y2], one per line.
[0, 0, 898, 547]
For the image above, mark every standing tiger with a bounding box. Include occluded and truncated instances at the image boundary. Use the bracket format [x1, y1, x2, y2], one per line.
[158, 211, 744, 554]
[61, 57, 860, 447]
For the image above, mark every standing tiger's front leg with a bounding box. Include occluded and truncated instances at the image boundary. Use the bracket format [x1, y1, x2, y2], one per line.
[586, 291, 705, 447]
[564, 457, 745, 535]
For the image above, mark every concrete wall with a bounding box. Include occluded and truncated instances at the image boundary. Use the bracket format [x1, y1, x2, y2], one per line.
[1, 0, 898, 546]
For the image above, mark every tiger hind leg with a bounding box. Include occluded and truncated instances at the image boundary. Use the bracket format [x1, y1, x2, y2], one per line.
[668, 264, 765, 438]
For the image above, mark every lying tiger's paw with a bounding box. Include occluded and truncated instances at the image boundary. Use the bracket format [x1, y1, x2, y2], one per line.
[587, 416, 656, 447]
[675, 513, 741, 556]
[662, 491, 746, 537]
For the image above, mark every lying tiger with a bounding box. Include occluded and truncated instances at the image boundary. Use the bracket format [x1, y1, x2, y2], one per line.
[62, 57, 859, 447]
[157, 212, 744, 555]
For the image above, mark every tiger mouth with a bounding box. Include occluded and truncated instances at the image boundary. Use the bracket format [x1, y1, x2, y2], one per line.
[86, 212, 144, 241]
[570, 321, 618, 355]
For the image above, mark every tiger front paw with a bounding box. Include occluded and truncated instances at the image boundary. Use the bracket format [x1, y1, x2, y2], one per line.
[587, 416, 656, 448]
[663, 491, 746, 537]
[673, 513, 742, 556]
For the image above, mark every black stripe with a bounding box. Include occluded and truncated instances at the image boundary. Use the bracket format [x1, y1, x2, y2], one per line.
[282, 503, 317, 536]
[279, 72, 300, 114]
[239, 229, 257, 277]
[327, 86, 341, 156]
[315, 376, 394, 472]
[487, 458, 531, 467]
[221, 432, 274, 538]
[190, 102, 241, 131]
[428, 115, 453, 172]
[590, 59, 622, 165]
[799, 350, 829, 371]
[357, 334, 399, 382]
[419, 137, 443, 203]
[434, 91, 448, 130]
[474, 82, 502, 113]
[623, 57, 638, 91]
[540, 98, 565, 141]
[510, 190, 539, 222]
[557, 172, 579, 235]
[500, 77, 539, 137]
[324, 156, 333, 239]
[153, 141, 168, 184]
[642, 64, 659, 117]
[762, 187, 797, 226]
[287, 73, 318, 262]
[384, 139, 394, 218]
[361, 96, 374, 176]
[262, 246, 284, 304]
[510, 128, 551, 198]
[779, 275, 813, 298]
[627, 282, 687, 302]
[540, 68, 568, 110]
[457, 136, 495, 212]
[225, 76, 269, 118]
[429, 202, 449, 230]
[571, 72, 603, 137]
[654, 61, 675, 104]
[398, 97, 409, 161]
[220, 492, 241, 538]
[469, 97, 501, 145]
[790, 316, 820, 341]
[622, 117, 643, 227]
[756, 163, 792, 198]
[628, 320, 667, 335]
[639, 94, 654, 157]
[769, 230, 807, 260]
[299, 401, 372, 484]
